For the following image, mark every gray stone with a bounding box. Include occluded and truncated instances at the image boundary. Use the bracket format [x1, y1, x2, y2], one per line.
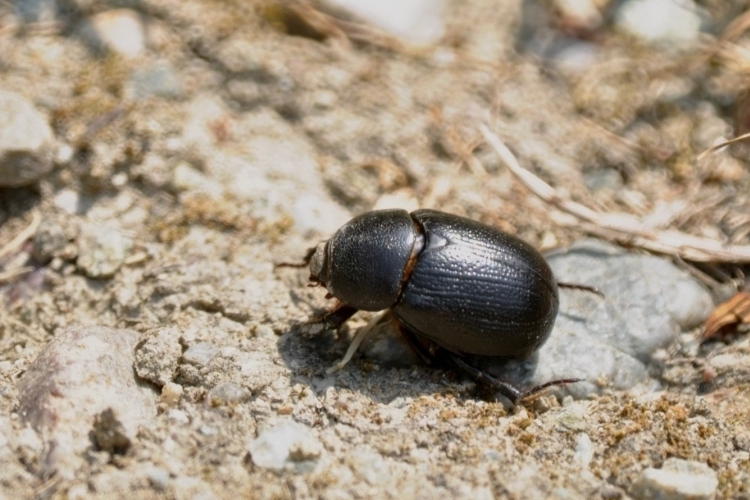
[76, 223, 133, 279]
[207, 382, 251, 406]
[17, 326, 157, 479]
[546, 239, 713, 358]
[129, 60, 182, 99]
[556, 403, 588, 431]
[584, 168, 624, 192]
[0, 91, 55, 187]
[182, 342, 219, 367]
[13, 0, 59, 24]
[248, 420, 324, 472]
[633, 458, 718, 500]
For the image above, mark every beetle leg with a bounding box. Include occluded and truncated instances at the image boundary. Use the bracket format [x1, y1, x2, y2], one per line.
[397, 326, 440, 365]
[447, 355, 525, 403]
[446, 354, 581, 405]
[300, 304, 358, 337]
[326, 321, 373, 374]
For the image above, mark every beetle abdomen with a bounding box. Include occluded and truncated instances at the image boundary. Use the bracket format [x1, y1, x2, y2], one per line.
[393, 209, 558, 358]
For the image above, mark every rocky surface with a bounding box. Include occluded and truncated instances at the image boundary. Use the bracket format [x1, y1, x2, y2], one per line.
[0, 0, 749, 498]
[16, 326, 156, 479]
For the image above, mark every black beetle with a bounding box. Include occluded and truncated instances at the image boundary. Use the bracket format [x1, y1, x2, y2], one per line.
[290, 208, 590, 403]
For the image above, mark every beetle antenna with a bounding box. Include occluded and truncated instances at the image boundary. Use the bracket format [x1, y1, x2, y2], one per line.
[274, 246, 318, 269]
[557, 282, 604, 298]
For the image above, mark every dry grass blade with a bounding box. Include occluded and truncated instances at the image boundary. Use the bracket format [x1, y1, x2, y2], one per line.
[0, 212, 41, 261]
[479, 125, 750, 263]
[277, 0, 413, 53]
[0, 266, 33, 284]
[703, 292, 750, 340]
[696, 131, 750, 161]
[278, 0, 351, 48]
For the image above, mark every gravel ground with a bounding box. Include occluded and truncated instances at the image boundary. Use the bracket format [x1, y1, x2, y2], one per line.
[1, 0, 749, 498]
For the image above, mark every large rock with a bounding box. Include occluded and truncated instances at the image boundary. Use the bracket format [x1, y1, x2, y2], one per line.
[0, 91, 55, 187]
[17, 326, 157, 479]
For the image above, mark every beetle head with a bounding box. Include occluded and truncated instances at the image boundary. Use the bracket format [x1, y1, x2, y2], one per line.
[309, 241, 329, 286]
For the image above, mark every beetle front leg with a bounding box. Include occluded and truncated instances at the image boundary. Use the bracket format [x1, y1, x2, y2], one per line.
[300, 303, 358, 336]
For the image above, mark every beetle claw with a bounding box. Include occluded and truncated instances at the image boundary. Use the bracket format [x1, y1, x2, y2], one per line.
[518, 378, 584, 403]
[300, 304, 359, 337]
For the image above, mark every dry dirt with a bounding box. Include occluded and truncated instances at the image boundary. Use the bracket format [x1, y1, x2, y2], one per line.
[1, 0, 750, 498]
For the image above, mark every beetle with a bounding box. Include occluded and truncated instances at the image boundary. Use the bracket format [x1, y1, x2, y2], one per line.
[287, 208, 591, 404]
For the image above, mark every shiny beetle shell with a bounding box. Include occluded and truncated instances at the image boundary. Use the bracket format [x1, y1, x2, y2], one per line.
[309, 208, 559, 359]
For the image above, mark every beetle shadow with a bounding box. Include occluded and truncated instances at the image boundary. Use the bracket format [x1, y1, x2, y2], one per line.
[276, 318, 546, 407]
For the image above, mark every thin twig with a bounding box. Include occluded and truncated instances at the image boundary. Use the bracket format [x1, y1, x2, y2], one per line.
[0, 266, 33, 284]
[479, 125, 750, 263]
[0, 212, 41, 261]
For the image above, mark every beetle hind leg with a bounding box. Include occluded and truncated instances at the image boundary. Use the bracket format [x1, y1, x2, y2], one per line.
[447, 354, 581, 405]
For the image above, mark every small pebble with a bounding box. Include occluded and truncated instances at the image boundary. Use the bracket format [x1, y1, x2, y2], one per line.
[76, 223, 133, 279]
[182, 342, 220, 367]
[633, 458, 718, 500]
[615, 0, 703, 50]
[574, 433, 594, 469]
[171, 476, 216, 500]
[160, 383, 183, 407]
[135, 327, 182, 387]
[146, 467, 170, 491]
[0, 91, 55, 187]
[248, 420, 323, 471]
[168, 409, 190, 425]
[78, 9, 146, 58]
[206, 382, 251, 406]
[54, 189, 82, 214]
